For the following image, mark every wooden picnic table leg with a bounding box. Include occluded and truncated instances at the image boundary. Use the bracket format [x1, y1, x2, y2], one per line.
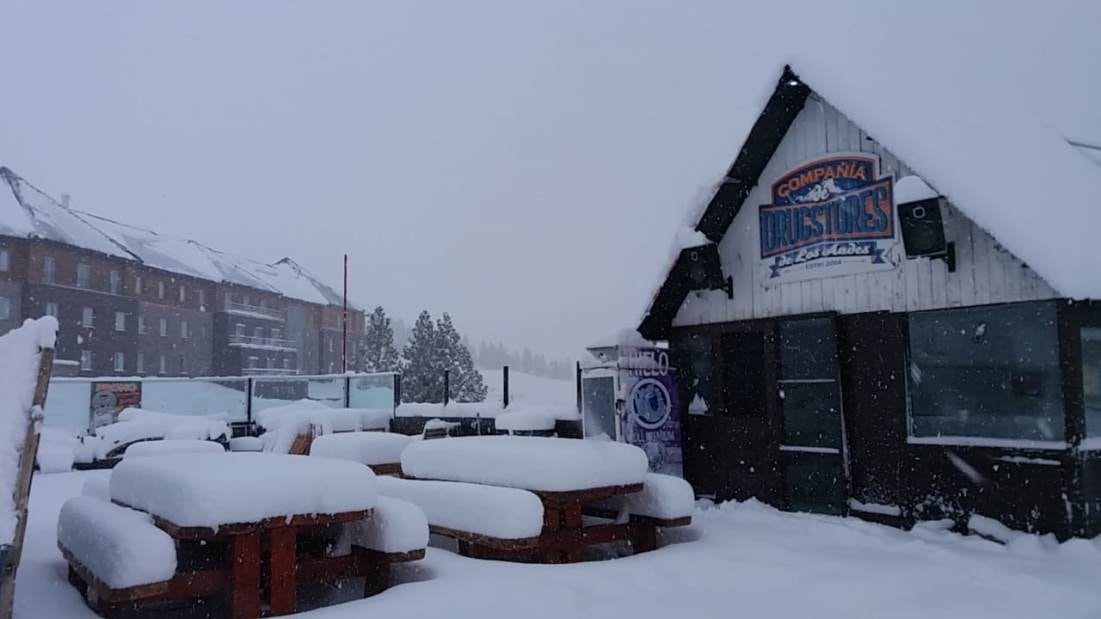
[541, 506, 563, 563]
[630, 521, 658, 554]
[228, 531, 262, 619]
[561, 503, 584, 563]
[268, 525, 298, 615]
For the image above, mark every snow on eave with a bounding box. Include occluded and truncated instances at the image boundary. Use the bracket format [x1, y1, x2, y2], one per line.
[788, 57, 1101, 300]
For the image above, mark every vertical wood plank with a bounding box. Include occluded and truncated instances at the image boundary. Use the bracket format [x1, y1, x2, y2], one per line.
[228, 531, 261, 619]
[268, 526, 297, 616]
[562, 504, 584, 563]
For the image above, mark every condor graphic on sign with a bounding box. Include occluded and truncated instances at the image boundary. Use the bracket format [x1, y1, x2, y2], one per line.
[759, 154, 898, 284]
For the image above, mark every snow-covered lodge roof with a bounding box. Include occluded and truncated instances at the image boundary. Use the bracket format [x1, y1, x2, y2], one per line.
[639, 61, 1101, 338]
[0, 166, 359, 309]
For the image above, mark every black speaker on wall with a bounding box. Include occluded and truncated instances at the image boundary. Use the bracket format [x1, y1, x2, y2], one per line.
[897, 196, 955, 271]
[898, 197, 946, 256]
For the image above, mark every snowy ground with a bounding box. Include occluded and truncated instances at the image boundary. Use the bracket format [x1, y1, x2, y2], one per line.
[17, 471, 1101, 619]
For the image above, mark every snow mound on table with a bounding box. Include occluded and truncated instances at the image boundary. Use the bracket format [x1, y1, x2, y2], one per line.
[229, 436, 263, 452]
[336, 496, 428, 554]
[258, 407, 392, 453]
[0, 316, 57, 543]
[124, 439, 225, 458]
[494, 410, 556, 432]
[80, 471, 111, 501]
[401, 436, 648, 492]
[592, 473, 695, 520]
[37, 428, 79, 473]
[57, 496, 176, 589]
[80, 409, 230, 462]
[397, 401, 579, 421]
[310, 432, 412, 466]
[117, 408, 229, 440]
[111, 453, 377, 528]
[377, 476, 543, 540]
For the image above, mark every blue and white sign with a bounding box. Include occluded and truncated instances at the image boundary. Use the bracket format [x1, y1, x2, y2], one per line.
[621, 347, 683, 478]
[759, 154, 899, 285]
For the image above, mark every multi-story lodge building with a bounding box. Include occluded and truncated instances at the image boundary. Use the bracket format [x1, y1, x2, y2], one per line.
[0, 166, 366, 377]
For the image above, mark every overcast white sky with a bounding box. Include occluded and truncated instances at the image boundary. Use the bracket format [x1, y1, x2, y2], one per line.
[2, 1, 1097, 359]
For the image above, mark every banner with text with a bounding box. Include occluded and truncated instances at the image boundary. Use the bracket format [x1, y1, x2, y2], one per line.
[759, 154, 899, 285]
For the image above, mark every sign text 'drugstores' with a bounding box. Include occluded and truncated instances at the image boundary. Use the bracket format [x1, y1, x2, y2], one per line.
[758, 154, 899, 284]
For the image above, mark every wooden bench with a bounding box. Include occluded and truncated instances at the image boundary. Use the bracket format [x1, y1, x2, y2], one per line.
[377, 477, 545, 561]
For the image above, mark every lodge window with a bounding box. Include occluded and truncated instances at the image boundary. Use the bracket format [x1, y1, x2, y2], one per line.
[198, 289, 205, 309]
[179, 285, 186, 303]
[0, 249, 9, 272]
[114, 311, 126, 332]
[136, 353, 144, 374]
[1082, 328, 1101, 440]
[178, 356, 187, 375]
[158, 281, 166, 299]
[672, 333, 714, 416]
[82, 307, 94, 328]
[109, 270, 121, 294]
[719, 332, 768, 418]
[113, 352, 125, 372]
[180, 320, 189, 339]
[907, 301, 1064, 442]
[159, 355, 166, 374]
[254, 326, 264, 340]
[137, 315, 146, 334]
[0, 296, 10, 320]
[45, 302, 58, 318]
[81, 351, 93, 371]
[134, 275, 143, 294]
[42, 256, 55, 284]
[77, 263, 91, 289]
[159, 318, 168, 337]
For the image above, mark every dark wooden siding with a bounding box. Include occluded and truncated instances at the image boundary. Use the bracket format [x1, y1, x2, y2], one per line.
[837, 312, 907, 514]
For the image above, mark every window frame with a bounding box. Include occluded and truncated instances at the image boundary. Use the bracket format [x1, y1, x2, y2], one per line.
[905, 300, 1067, 447]
[82, 306, 94, 328]
[42, 255, 56, 284]
[0, 249, 9, 272]
[114, 311, 126, 332]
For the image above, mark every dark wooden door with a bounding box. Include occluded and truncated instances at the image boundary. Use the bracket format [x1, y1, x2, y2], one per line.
[777, 316, 847, 514]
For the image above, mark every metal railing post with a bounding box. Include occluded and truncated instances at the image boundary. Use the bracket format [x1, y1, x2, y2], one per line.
[443, 370, 450, 406]
[503, 365, 509, 408]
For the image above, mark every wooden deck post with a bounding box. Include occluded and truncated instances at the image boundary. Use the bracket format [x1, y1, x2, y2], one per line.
[630, 522, 658, 553]
[562, 504, 584, 563]
[268, 526, 297, 615]
[228, 531, 261, 619]
[363, 558, 391, 596]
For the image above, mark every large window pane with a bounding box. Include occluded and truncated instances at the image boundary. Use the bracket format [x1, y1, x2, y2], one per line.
[1083, 328, 1101, 438]
[582, 376, 616, 439]
[672, 333, 713, 416]
[908, 302, 1063, 441]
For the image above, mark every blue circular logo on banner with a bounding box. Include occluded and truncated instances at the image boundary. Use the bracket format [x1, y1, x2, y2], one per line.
[629, 378, 671, 430]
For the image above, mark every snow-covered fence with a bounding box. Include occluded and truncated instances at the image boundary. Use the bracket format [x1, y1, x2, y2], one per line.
[43, 371, 400, 435]
[0, 316, 58, 618]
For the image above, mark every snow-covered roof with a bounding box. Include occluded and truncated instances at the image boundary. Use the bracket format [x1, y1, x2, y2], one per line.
[0, 168, 131, 259]
[0, 167, 360, 308]
[788, 55, 1101, 300]
[645, 60, 1101, 336]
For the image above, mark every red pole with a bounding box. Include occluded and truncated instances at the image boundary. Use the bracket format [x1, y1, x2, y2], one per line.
[342, 253, 348, 373]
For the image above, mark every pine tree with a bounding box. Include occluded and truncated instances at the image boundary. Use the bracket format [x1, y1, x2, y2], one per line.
[401, 311, 443, 402]
[361, 306, 400, 373]
[435, 313, 488, 403]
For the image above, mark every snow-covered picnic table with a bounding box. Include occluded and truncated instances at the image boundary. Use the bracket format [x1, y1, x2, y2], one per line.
[400, 436, 678, 562]
[104, 452, 379, 617]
